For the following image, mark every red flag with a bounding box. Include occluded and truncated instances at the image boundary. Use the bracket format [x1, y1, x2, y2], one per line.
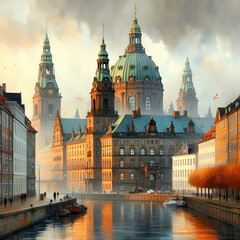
[213, 94, 218, 100]
[77, 97, 84, 101]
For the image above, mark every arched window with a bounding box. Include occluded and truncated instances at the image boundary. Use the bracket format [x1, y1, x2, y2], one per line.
[130, 148, 135, 155]
[120, 159, 125, 168]
[103, 98, 108, 110]
[128, 96, 135, 111]
[150, 147, 155, 155]
[145, 97, 151, 111]
[115, 97, 120, 112]
[140, 148, 146, 155]
[48, 104, 53, 115]
[34, 104, 38, 115]
[120, 148, 125, 156]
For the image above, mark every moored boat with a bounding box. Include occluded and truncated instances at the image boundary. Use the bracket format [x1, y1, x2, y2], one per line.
[163, 198, 178, 208]
[57, 208, 70, 217]
[66, 203, 88, 215]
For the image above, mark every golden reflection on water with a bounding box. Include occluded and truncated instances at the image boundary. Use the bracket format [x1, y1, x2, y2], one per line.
[172, 209, 218, 240]
[101, 201, 113, 239]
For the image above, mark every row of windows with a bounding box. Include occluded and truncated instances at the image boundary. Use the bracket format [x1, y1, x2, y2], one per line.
[173, 169, 193, 178]
[119, 147, 164, 156]
[173, 180, 192, 188]
[67, 171, 93, 182]
[172, 158, 196, 167]
[120, 173, 135, 181]
[119, 139, 174, 146]
[199, 152, 215, 160]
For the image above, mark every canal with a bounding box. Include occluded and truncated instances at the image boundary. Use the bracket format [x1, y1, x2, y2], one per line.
[3, 199, 240, 239]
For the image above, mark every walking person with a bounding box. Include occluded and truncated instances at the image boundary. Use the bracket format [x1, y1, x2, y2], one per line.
[4, 197, 7, 207]
[53, 192, 56, 201]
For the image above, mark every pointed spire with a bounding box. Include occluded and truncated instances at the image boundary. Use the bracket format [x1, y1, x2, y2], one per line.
[95, 22, 111, 82]
[102, 18, 104, 40]
[74, 108, 80, 119]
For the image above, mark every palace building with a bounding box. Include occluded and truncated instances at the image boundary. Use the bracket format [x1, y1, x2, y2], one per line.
[38, 26, 214, 193]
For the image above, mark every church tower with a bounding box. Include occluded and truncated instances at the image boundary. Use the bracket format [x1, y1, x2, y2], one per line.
[32, 33, 61, 151]
[177, 57, 198, 117]
[85, 35, 118, 192]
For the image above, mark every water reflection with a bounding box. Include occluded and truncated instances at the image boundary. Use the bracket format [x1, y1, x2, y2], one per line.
[3, 200, 240, 240]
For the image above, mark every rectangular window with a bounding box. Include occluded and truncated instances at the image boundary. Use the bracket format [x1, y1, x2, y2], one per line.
[130, 173, 135, 181]
[120, 173, 124, 181]
[120, 140, 124, 146]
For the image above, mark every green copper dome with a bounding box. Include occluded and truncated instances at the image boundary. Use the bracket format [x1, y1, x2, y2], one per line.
[111, 52, 161, 83]
[111, 13, 161, 83]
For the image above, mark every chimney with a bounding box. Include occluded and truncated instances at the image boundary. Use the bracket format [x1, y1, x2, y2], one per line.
[132, 110, 137, 118]
[183, 110, 187, 117]
[137, 106, 141, 117]
[2, 83, 6, 91]
[173, 111, 180, 119]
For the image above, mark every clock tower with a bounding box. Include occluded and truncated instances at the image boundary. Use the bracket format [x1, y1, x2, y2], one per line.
[32, 33, 61, 151]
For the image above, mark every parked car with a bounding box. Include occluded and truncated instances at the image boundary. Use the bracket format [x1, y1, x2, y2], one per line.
[147, 189, 154, 194]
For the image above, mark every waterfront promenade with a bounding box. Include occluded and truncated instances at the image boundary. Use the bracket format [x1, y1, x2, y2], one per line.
[0, 195, 62, 215]
[0, 195, 76, 238]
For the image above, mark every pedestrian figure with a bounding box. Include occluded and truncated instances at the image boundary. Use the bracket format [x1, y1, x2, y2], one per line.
[4, 197, 7, 207]
[53, 192, 56, 201]
[10, 198, 13, 205]
[21, 193, 23, 203]
[57, 192, 59, 198]
[24, 193, 27, 202]
[44, 192, 47, 198]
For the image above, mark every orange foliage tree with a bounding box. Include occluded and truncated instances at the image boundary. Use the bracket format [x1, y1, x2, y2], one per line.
[188, 162, 240, 201]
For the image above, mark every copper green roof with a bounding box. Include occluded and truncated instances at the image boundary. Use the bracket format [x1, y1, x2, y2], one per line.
[109, 114, 214, 134]
[95, 39, 112, 82]
[111, 52, 161, 83]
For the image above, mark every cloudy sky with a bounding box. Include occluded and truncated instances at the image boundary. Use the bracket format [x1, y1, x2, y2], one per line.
[1, 0, 240, 119]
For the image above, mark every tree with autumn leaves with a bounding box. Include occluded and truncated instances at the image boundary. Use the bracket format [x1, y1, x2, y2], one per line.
[188, 162, 240, 202]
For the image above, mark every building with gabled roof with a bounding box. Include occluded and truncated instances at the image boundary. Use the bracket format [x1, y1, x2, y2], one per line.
[198, 126, 215, 169]
[172, 143, 198, 194]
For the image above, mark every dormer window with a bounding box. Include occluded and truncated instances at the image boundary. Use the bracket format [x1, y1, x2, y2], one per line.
[143, 65, 148, 70]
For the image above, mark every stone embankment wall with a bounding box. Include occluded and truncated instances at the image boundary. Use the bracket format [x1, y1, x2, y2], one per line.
[0, 198, 76, 238]
[185, 197, 240, 228]
[79, 193, 174, 202]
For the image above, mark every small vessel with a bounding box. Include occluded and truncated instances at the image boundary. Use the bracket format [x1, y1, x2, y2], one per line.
[66, 203, 88, 215]
[163, 198, 187, 208]
[57, 208, 70, 217]
[163, 198, 178, 208]
[176, 197, 187, 207]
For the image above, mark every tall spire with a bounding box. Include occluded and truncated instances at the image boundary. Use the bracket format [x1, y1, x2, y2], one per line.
[95, 22, 111, 82]
[38, 31, 58, 89]
[125, 6, 144, 54]
[46, 17, 48, 34]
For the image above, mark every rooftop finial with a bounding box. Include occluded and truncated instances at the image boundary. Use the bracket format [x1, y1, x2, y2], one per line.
[46, 17, 48, 34]
[102, 17, 104, 40]
[134, 4, 137, 19]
